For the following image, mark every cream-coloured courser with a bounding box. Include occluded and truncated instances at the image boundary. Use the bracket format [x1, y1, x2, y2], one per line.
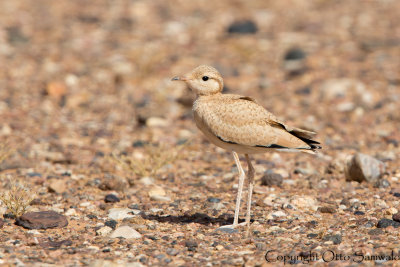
[172, 65, 321, 233]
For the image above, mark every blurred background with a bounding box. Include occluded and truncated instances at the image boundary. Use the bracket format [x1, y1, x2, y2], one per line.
[0, 0, 399, 161]
[0, 0, 400, 265]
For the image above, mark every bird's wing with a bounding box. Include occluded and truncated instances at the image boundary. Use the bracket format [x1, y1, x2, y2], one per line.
[197, 95, 320, 150]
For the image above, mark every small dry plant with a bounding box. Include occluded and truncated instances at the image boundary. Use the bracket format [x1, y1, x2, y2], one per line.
[110, 142, 188, 178]
[0, 180, 35, 217]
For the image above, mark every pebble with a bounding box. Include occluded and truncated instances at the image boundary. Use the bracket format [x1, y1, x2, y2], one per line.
[345, 153, 385, 183]
[284, 48, 306, 60]
[185, 239, 198, 251]
[290, 196, 318, 211]
[105, 220, 118, 229]
[215, 227, 238, 234]
[322, 234, 342, 244]
[166, 248, 179, 256]
[104, 194, 120, 203]
[377, 218, 400, 228]
[96, 226, 113, 236]
[146, 117, 168, 127]
[108, 208, 135, 220]
[227, 20, 258, 34]
[139, 177, 154, 185]
[207, 197, 221, 203]
[318, 206, 336, 214]
[48, 179, 67, 194]
[16, 211, 68, 229]
[268, 210, 287, 219]
[65, 209, 77, 216]
[110, 226, 142, 239]
[393, 213, 400, 222]
[261, 172, 283, 187]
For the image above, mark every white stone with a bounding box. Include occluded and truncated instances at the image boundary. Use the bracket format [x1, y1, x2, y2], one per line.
[108, 208, 135, 220]
[110, 226, 142, 239]
[96, 226, 113, 236]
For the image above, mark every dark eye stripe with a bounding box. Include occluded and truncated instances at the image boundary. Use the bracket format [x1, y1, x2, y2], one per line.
[202, 76, 209, 81]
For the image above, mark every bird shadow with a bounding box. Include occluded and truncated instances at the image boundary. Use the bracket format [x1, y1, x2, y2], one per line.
[141, 212, 251, 226]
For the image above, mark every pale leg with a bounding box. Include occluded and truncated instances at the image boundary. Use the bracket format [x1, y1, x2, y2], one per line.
[232, 151, 245, 226]
[245, 154, 255, 236]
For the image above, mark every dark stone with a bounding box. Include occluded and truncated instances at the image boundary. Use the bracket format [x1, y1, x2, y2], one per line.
[6, 26, 29, 44]
[0, 219, 4, 228]
[377, 218, 400, 228]
[354, 211, 365, 215]
[215, 227, 239, 234]
[132, 140, 147, 147]
[261, 172, 283, 187]
[323, 234, 342, 244]
[393, 213, 400, 222]
[185, 239, 198, 251]
[374, 179, 390, 188]
[207, 197, 221, 203]
[227, 20, 258, 34]
[86, 214, 97, 220]
[368, 228, 383, 235]
[104, 194, 120, 203]
[27, 172, 42, 178]
[307, 233, 318, 239]
[105, 220, 118, 230]
[16, 211, 68, 229]
[39, 239, 72, 249]
[284, 48, 306, 60]
[318, 206, 336, 214]
[3, 213, 16, 219]
[128, 204, 140, 210]
[255, 242, 267, 251]
[393, 192, 400, 198]
[295, 87, 311, 95]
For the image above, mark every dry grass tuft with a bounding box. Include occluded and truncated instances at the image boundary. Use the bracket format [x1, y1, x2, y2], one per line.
[0, 181, 35, 217]
[110, 141, 188, 178]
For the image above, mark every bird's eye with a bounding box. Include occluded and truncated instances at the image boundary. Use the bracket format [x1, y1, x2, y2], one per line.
[202, 76, 209, 81]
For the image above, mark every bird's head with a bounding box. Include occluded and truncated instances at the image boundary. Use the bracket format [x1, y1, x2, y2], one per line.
[172, 65, 223, 96]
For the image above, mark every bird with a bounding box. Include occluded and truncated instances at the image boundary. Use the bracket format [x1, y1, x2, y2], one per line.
[172, 65, 321, 234]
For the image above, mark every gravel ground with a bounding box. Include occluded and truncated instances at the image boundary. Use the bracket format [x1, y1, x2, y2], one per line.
[0, 0, 399, 266]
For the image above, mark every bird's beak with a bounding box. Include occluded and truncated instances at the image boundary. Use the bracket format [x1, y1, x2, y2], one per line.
[171, 76, 187, 81]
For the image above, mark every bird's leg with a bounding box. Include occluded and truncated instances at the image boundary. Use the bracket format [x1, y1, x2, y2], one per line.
[245, 154, 255, 236]
[232, 151, 245, 226]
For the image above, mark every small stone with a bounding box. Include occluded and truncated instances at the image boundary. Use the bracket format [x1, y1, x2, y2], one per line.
[261, 172, 283, 187]
[150, 195, 171, 202]
[227, 20, 258, 34]
[307, 233, 318, 239]
[377, 218, 400, 228]
[48, 179, 67, 194]
[318, 206, 336, 214]
[146, 117, 168, 127]
[268, 210, 286, 219]
[368, 228, 383, 235]
[215, 227, 239, 234]
[104, 194, 120, 203]
[216, 245, 224, 250]
[27, 172, 42, 178]
[149, 186, 166, 197]
[110, 226, 142, 239]
[185, 239, 198, 251]
[393, 213, 400, 222]
[290, 196, 318, 211]
[16, 211, 68, 229]
[139, 177, 154, 185]
[207, 197, 221, 203]
[322, 234, 342, 244]
[96, 226, 113, 236]
[46, 81, 66, 99]
[393, 192, 400, 198]
[284, 48, 306, 60]
[108, 208, 135, 220]
[345, 153, 385, 183]
[105, 220, 118, 229]
[374, 179, 390, 188]
[65, 209, 77, 216]
[166, 248, 179, 256]
[354, 211, 365, 215]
